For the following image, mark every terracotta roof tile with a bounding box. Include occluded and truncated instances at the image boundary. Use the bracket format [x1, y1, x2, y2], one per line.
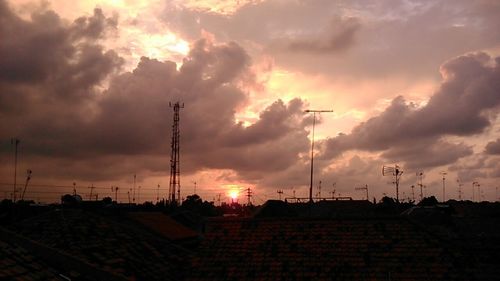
[188, 217, 470, 281]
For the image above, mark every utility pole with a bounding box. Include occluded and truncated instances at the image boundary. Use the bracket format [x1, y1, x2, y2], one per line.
[138, 186, 141, 203]
[88, 184, 95, 200]
[127, 189, 131, 204]
[73, 182, 77, 196]
[440, 171, 447, 202]
[133, 174, 136, 203]
[304, 109, 333, 203]
[246, 187, 252, 206]
[217, 193, 221, 206]
[111, 186, 119, 202]
[411, 185, 415, 202]
[169, 102, 184, 205]
[193, 181, 197, 195]
[11, 138, 20, 203]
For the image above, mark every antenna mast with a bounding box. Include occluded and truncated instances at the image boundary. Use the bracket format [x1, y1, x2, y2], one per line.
[304, 109, 333, 203]
[440, 171, 447, 202]
[11, 138, 20, 203]
[355, 184, 369, 200]
[246, 187, 252, 206]
[21, 169, 32, 201]
[382, 165, 403, 202]
[169, 102, 184, 205]
[416, 171, 424, 201]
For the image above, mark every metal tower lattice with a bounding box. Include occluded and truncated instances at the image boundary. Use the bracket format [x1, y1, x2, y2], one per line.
[169, 102, 184, 204]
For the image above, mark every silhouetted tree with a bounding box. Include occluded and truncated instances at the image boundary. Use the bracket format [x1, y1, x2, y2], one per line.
[102, 196, 112, 205]
[61, 194, 77, 205]
[418, 196, 438, 206]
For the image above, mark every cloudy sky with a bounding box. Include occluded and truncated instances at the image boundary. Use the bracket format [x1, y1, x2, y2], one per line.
[1, 0, 499, 203]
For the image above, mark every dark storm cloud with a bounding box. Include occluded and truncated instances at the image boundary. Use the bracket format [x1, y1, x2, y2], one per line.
[321, 52, 500, 168]
[485, 138, 500, 155]
[0, 1, 311, 182]
[287, 17, 360, 54]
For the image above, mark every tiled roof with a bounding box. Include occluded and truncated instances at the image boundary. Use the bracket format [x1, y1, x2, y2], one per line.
[128, 212, 199, 241]
[188, 217, 471, 281]
[10, 208, 191, 281]
[0, 237, 63, 280]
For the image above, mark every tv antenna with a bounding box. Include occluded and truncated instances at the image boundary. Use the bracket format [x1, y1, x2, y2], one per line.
[169, 101, 184, 205]
[246, 187, 253, 206]
[416, 171, 425, 201]
[456, 179, 463, 201]
[317, 180, 322, 199]
[20, 169, 32, 201]
[156, 184, 160, 203]
[355, 184, 369, 200]
[111, 186, 119, 202]
[88, 184, 95, 200]
[133, 174, 136, 203]
[440, 171, 447, 202]
[11, 138, 20, 203]
[472, 181, 480, 202]
[410, 185, 415, 201]
[277, 189, 284, 200]
[304, 109, 333, 203]
[382, 165, 403, 202]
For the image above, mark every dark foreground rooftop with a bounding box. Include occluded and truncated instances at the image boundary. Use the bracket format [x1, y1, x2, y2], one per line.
[1, 200, 499, 280]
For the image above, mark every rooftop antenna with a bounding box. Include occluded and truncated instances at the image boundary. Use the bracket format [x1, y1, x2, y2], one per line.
[317, 180, 322, 199]
[331, 182, 336, 199]
[156, 184, 160, 203]
[73, 182, 77, 196]
[88, 184, 95, 200]
[416, 171, 424, 201]
[133, 174, 136, 203]
[355, 184, 369, 200]
[277, 189, 283, 200]
[127, 189, 131, 204]
[382, 165, 403, 202]
[304, 109, 333, 203]
[457, 179, 463, 201]
[20, 169, 32, 201]
[472, 181, 479, 202]
[11, 138, 20, 203]
[169, 101, 184, 205]
[111, 186, 119, 202]
[246, 187, 252, 206]
[440, 171, 447, 202]
[410, 185, 415, 201]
